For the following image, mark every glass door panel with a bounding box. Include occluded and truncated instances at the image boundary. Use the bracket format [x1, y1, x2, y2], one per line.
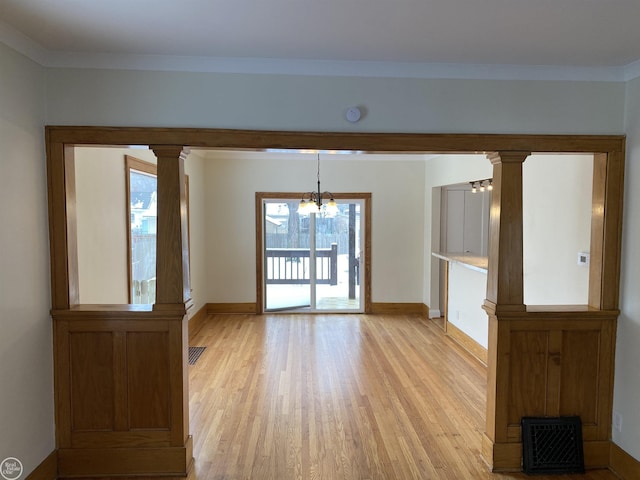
[314, 200, 363, 311]
[263, 198, 364, 313]
[264, 201, 311, 311]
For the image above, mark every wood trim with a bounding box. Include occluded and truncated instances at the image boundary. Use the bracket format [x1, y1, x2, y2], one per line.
[600, 149, 625, 310]
[442, 260, 449, 332]
[584, 440, 614, 469]
[611, 442, 640, 480]
[255, 193, 264, 313]
[255, 192, 372, 314]
[370, 302, 425, 314]
[45, 127, 625, 153]
[206, 302, 258, 314]
[363, 194, 372, 314]
[188, 303, 209, 340]
[46, 139, 78, 309]
[25, 450, 57, 480]
[57, 435, 192, 477]
[483, 437, 612, 472]
[445, 321, 488, 365]
[481, 435, 522, 472]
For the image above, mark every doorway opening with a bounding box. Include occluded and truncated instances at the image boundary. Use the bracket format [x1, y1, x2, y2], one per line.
[257, 193, 371, 313]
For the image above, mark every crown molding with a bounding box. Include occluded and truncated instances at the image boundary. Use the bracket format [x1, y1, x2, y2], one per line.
[624, 58, 640, 82]
[0, 19, 48, 65]
[41, 51, 631, 82]
[1, 20, 636, 82]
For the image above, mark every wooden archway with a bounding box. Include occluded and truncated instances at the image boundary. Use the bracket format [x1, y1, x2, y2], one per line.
[46, 127, 624, 475]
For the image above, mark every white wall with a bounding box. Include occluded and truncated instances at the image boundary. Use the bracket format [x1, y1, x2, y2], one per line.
[0, 43, 54, 476]
[523, 154, 593, 305]
[45, 69, 625, 134]
[201, 151, 425, 304]
[612, 76, 640, 459]
[447, 263, 489, 348]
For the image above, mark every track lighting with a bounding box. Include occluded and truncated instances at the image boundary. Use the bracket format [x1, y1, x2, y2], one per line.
[470, 178, 493, 193]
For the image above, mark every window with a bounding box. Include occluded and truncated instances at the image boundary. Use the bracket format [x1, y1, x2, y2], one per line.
[126, 156, 158, 304]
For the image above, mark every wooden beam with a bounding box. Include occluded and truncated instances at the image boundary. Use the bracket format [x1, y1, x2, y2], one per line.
[45, 126, 625, 153]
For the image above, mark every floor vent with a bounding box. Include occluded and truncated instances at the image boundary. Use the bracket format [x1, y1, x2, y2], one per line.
[188, 346, 206, 365]
[521, 416, 584, 475]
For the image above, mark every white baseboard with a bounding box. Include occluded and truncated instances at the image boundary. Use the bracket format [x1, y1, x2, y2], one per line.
[429, 309, 442, 319]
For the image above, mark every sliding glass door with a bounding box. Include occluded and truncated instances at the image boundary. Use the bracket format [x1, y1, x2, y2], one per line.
[263, 198, 364, 312]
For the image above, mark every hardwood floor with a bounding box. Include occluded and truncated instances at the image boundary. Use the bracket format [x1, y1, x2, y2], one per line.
[187, 314, 619, 480]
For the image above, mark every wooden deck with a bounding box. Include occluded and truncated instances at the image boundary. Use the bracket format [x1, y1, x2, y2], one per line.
[186, 314, 620, 480]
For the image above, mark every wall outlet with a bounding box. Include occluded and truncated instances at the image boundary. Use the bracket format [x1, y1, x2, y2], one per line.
[613, 411, 623, 432]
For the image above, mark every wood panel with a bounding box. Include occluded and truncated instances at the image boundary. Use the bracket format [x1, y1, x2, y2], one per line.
[560, 330, 601, 423]
[485, 310, 617, 470]
[127, 332, 171, 429]
[69, 332, 115, 431]
[53, 309, 191, 477]
[508, 331, 548, 424]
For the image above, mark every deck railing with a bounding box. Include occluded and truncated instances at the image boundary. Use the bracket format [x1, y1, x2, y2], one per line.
[266, 243, 338, 285]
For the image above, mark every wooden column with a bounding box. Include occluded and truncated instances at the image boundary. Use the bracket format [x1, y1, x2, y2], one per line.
[152, 146, 192, 308]
[482, 151, 529, 470]
[484, 151, 529, 313]
[150, 145, 191, 454]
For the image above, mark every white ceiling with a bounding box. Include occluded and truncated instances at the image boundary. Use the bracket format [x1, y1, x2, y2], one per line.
[2, 0, 640, 80]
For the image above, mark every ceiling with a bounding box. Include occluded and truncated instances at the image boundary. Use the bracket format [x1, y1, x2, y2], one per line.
[2, 0, 640, 80]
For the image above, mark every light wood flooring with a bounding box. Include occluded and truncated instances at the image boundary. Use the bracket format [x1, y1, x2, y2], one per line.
[187, 314, 620, 480]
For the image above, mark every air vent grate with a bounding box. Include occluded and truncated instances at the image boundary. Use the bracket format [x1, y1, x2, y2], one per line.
[188, 346, 206, 365]
[521, 416, 584, 475]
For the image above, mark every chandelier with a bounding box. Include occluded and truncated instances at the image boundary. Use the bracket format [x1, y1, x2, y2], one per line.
[297, 154, 339, 216]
